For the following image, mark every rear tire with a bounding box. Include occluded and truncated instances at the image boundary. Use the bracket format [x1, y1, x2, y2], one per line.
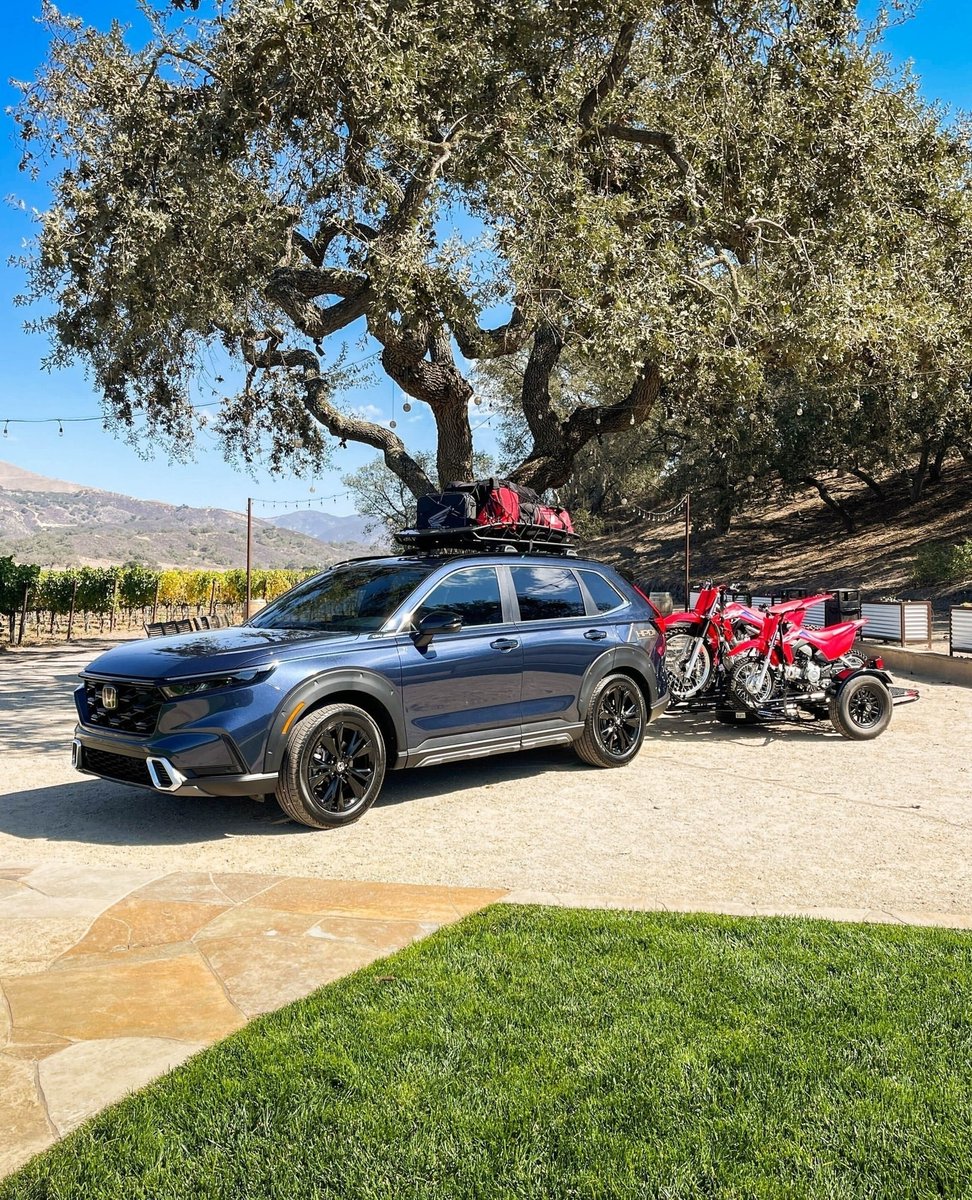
[575, 674, 647, 767]
[828, 676, 893, 741]
[276, 703, 386, 828]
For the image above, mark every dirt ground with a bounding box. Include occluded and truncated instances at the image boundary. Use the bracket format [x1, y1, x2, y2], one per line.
[0, 642, 970, 915]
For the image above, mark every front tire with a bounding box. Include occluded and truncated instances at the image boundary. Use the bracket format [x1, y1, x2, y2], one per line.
[575, 674, 647, 768]
[828, 676, 893, 741]
[665, 626, 713, 700]
[276, 703, 387, 828]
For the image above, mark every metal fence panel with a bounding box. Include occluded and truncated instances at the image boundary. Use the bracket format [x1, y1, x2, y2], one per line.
[860, 603, 902, 641]
[951, 607, 972, 655]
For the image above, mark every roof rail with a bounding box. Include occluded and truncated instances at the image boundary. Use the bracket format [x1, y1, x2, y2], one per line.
[394, 523, 580, 557]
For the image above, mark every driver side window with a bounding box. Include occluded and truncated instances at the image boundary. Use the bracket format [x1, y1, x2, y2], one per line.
[415, 566, 503, 628]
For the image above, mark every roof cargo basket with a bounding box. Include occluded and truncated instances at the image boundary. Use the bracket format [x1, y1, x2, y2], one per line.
[394, 522, 580, 557]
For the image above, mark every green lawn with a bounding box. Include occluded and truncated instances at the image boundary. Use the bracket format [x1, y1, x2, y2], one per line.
[5, 906, 972, 1199]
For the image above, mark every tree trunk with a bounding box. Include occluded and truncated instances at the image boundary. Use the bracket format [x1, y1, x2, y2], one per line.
[847, 466, 887, 502]
[910, 442, 931, 502]
[804, 476, 856, 534]
[432, 397, 475, 486]
[929, 441, 948, 483]
[712, 477, 734, 535]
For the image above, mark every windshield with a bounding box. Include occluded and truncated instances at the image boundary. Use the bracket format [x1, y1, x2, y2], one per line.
[249, 563, 433, 632]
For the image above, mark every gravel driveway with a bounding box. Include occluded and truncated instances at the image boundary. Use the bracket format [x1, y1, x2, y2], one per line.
[1, 642, 969, 915]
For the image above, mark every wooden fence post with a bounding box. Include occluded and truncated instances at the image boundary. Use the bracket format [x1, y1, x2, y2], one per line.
[66, 579, 79, 642]
[17, 582, 30, 646]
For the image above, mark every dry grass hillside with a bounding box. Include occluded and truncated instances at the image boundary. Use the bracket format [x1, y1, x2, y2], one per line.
[588, 467, 972, 606]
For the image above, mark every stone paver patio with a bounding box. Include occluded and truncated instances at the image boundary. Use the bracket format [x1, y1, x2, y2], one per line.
[0, 864, 505, 1178]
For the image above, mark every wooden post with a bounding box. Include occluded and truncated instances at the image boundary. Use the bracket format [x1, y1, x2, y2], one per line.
[151, 578, 160, 624]
[209, 578, 217, 616]
[683, 494, 691, 608]
[109, 580, 118, 632]
[66, 578, 79, 642]
[17, 582, 29, 646]
[245, 497, 253, 619]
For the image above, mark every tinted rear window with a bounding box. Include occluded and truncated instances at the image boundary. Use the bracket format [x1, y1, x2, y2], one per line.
[581, 571, 626, 614]
[511, 566, 586, 622]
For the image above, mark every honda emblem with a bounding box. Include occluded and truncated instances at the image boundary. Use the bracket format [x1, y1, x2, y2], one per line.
[102, 685, 118, 711]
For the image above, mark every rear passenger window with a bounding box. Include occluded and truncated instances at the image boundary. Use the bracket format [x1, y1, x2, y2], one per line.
[511, 567, 585, 622]
[581, 571, 626, 614]
[415, 566, 503, 627]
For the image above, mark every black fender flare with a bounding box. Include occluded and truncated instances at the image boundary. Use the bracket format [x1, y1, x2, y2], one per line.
[263, 668, 406, 773]
[834, 667, 894, 694]
[577, 646, 660, 721]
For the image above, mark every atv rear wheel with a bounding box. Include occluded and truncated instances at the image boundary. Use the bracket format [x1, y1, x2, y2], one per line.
[828, 676, 893, 741]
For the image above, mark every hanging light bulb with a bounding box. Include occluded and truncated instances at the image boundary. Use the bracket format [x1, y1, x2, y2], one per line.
[473, 396, 482, 406]
[796, 406, 804, 416]
[402, 401, 412, 413]
[629, 414, 635, 425]
[389, 419, 397, 429]
[595, 415, 601, 426]
[2, 421, 7, 438]
[58, 421, 64, 437]
[309, 486, 316, 494]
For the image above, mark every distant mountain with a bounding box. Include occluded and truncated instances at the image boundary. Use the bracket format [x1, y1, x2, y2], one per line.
[0, 461, 85, 495]
[267, 508, 380, 546]
[0, 460, 373, 569]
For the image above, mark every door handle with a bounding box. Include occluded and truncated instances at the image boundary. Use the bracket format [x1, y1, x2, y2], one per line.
[584, 629, 608, 641]
[490, 638, 519, 651]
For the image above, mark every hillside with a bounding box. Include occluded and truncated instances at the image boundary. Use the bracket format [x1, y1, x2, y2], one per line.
[0, 461, 371, 569]
[588, 467, 972, 604]
[267, 507, 377, 545]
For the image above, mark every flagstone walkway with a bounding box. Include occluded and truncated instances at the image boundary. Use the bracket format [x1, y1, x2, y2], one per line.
[0, 863, 505, 1179]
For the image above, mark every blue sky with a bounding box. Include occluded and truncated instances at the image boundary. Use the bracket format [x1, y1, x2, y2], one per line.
[0, 0, 970, 516]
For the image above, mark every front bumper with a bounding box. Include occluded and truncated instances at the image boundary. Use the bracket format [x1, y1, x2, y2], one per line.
[72, 728, 277, 798]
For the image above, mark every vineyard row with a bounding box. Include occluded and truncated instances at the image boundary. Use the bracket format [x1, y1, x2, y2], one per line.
[0, 557, 318, 644]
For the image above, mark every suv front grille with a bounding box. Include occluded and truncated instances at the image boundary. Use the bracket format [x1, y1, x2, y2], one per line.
[82, 747, 153, 787]
[82, 679, 164, 736]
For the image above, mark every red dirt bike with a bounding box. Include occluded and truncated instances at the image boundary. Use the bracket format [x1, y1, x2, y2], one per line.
[661, 582, 784, 702]
[722, 594, 919, 739]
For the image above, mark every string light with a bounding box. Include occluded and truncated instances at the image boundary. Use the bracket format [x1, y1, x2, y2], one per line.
[622, 494, 690, 523]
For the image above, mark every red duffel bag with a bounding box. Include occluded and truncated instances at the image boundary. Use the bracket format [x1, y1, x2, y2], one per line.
[476, 483, 521, 525]
[535, 504, 575, 534]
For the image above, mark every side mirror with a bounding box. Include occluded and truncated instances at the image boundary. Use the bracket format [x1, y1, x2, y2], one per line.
[413, 610, 462, 649]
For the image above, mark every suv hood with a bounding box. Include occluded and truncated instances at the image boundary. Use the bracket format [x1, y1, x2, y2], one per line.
[82, 626, 361, 681]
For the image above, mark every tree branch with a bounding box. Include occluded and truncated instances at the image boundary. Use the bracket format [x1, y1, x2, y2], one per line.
[601, 124, 702, 220]
[578, 20, 638, 129]
[241, 338, 434, 497]
[450, 302, 532, 359]
[265, 269, 371, 339]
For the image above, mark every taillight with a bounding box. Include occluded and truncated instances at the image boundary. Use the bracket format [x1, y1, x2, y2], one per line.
[872, 656, 884, 670]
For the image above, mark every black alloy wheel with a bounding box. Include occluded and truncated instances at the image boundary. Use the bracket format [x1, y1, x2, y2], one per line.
[277, 702, 387, 828]
[303, 716, 378, 813]
[829, 674, 893, 741]
[575, 673, 648, 767]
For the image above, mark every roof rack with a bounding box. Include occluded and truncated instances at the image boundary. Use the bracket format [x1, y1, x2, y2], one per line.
[394, 522, 580, 557]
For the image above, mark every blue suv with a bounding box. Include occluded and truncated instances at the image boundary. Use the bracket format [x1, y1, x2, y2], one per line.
[72, 552, 668, 827]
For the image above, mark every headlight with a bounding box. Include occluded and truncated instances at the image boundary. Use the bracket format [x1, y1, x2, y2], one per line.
[160, 666, 275, 700]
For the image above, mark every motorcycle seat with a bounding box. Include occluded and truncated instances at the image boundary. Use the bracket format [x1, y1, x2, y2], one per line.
[792, 621, 864, 651]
